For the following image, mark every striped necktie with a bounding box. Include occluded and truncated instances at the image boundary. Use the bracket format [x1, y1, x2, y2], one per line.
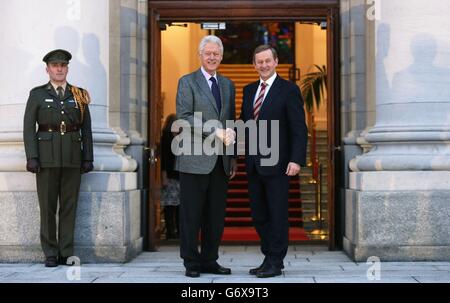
[253, 82, 267, 120]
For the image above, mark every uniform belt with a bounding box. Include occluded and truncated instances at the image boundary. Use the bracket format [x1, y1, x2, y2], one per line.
[38, 123, 80, 133]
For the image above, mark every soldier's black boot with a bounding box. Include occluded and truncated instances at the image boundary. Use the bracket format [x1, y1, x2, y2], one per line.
[45, 256, 58, 267]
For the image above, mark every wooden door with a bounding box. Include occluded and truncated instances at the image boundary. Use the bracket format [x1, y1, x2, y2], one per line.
[147, 8, 163, 251]
[326, 7, 341, 250]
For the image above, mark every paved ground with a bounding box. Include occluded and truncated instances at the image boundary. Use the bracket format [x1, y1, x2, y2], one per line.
[1, 245, 450, 283]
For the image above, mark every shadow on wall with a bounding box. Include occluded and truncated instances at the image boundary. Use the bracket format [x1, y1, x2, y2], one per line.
[376, 29, 450, 128]
[390, 33, 450, 105]
[82, 33, 107, 114]
[28, 26, 107, 128]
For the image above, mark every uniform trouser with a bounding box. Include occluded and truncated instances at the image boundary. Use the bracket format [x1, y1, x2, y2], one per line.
[247, 172, 290, 269]
[36, 167, 81, 257]
[179, 158, 228, 270]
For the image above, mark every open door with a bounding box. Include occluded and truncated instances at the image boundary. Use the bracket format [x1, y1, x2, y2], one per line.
[147, 0, 341, 250]
[326, 7, 341, 250]
[146, 8, 163, 251]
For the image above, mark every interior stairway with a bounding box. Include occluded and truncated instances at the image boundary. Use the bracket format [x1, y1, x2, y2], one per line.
[221, 157, 309, 242]
[301, 129, 329, 239]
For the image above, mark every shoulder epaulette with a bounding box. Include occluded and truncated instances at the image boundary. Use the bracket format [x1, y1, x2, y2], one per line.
[70, 85, 91, 123]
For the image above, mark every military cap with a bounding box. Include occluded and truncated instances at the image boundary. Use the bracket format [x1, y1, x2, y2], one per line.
[42, 49, 72, 64]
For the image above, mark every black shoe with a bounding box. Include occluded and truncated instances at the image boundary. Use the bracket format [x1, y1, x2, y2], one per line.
[256, 266, 282, 278]
[44, 256, 58, 267]
[185, 269, 201, 278]
[249, 261, 284, 275]
[249, 263, 266, 275]
[201, 263, 231, 275]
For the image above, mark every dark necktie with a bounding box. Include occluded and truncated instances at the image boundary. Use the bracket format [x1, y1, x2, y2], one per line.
[57, 86, 64, 100]
[209, 76, 221, 114]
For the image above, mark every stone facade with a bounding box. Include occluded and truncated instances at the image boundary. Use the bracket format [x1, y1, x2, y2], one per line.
[0, 0, 449, 262]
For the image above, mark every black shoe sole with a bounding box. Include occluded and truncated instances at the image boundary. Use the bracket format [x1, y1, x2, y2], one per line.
[185, 271, 201, 278]
[249, 268, 262, 275]
[256, 272, 282, 278]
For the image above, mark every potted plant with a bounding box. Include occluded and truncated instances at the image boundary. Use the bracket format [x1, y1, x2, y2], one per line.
[299, 64, 327, 112]
[298, 64, 327, 167]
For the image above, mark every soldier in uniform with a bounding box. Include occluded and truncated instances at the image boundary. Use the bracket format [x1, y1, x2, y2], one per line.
[23, 49, 94, 267]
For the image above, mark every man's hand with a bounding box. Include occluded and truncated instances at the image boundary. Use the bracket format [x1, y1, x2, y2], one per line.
[215, 128, 226, 142]
[230, 158, 238, 180]
[81, 161, 94, 174]
[215, 128, 236, 146]
[224, 128, 236, 146]
[285, 162, 300, 176]
[26, 158, 41, 174]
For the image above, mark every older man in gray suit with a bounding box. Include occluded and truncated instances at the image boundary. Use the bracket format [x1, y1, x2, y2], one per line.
[175, 35, 237, 278]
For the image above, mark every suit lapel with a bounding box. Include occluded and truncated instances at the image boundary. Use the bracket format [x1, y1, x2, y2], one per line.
[247, 81, 259, 119]
[46, 82, 59, 100]
[63, 83, 74, 101]
[194, 69, 220, 115]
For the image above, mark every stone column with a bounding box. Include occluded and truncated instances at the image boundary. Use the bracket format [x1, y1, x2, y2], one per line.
[346, 0, 450, 261]
[0, 0, 142, 262]
[339, 0, 376, 243]
[109, 0, 149, 191]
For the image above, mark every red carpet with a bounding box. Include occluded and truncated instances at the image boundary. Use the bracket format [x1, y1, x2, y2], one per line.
[222, 227, 309, 242]
[223, 157, 307, 242]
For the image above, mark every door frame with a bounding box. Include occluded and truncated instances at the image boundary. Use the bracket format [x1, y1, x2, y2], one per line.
[147, 0, 341, 250]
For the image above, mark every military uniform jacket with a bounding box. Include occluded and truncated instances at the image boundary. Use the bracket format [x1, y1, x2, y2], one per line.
[23, 82, 93, 168]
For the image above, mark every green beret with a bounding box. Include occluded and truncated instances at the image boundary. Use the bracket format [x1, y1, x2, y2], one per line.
[42, 49, 72, 64]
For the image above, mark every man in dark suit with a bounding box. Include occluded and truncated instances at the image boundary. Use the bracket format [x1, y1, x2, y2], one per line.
[23, 49, 94, 267]
[240, 45, 308, 278]
[175, 35, 237, 278]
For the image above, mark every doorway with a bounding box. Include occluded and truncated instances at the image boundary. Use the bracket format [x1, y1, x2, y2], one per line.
[147, 0, 341, 251]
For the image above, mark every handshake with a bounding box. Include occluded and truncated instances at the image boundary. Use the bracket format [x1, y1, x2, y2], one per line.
[215, 128, 236, 146]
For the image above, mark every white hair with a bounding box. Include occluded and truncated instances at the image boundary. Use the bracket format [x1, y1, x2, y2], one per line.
[198, 35, 224, 55]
